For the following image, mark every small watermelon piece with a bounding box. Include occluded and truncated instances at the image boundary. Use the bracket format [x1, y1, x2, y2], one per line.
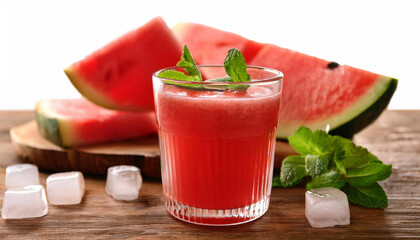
[36, 98, 157, 148]
[64, 17, 182, 111]
[173, 22, 264, 64]
[250, 44, 398, 138]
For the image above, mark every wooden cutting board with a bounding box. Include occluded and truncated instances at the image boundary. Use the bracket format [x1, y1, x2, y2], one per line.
[10, 120, 296, 178]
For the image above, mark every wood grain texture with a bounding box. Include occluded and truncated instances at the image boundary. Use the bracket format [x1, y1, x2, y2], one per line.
[8, 119, 295, 177]
[10, 120, 161, 178]
[0, 110, 419, 239]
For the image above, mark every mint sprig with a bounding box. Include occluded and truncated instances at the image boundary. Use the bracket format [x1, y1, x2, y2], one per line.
[341, 182, 388, 209]
[275, 126, 392, 208]
[280, 155, 306, 187]
[157, 70, 203, 89]
[177, 45, 202, 82]
[158, 46, 250, 91]
[224, 48, 250, 82]
[222, 48, 250, 90]
[158, 45, 202, 88]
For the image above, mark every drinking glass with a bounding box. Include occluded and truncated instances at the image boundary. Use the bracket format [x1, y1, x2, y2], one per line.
[153, 65, 283, 225]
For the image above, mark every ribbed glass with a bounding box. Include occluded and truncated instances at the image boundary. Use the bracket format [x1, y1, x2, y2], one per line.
[153, 65, 283, 226]
[160, 130, 276, 225]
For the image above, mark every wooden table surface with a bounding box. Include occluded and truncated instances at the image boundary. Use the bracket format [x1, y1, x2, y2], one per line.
[0, 110, 419, 239]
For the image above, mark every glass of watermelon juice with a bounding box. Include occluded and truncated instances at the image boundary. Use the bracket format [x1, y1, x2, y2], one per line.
[152, 66, 283, 226]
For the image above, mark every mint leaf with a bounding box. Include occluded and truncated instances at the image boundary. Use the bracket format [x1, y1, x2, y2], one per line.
[280, 156, 306, 187]
[335, 141, 379, 168]
[333, 152, 347, 175]
[159, 46, 252, 91]
[158, 45, 203, 89]
[278, 126, 392, 208]
[288, 127, 343, 156]
[224, 48, 250, 82]
[346, 162, 392, 187]
[341, 182, 388, 208]
[310, 130, 332, 154]
[273, 174, 303, 187]
[306, 169, 346, 190]
[158, 70, 204, 89]
[206, 77, 233, 83]
[273, 175, 303, 187]
[312, 130, 342, 153]
[176, 45, 202, 82]
[158, 70, 198, 82]
[287, 126, 314, 155]
[305, 154, 330, 177]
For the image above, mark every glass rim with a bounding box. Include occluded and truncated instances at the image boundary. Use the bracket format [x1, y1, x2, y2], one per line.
[153, 65, 283, 85]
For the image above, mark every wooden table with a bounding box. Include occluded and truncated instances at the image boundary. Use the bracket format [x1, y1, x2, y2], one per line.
[0, 110, 419, 239]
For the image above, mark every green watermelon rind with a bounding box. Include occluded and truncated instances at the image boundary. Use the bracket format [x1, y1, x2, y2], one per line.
[276, 76, 398, 139]
[36, 110, 62, 146]
[64, 67, 131, 111]
[330, 77, 398, 138]
[35, 102, 74, 148]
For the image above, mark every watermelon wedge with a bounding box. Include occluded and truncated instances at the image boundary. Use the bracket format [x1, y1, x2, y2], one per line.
[174, 23, 398, 139]
[36, 98, 157, 148]
[64, 17, 182, 111]
[250, 44, 398, 138]
[173, 22, 264, 64]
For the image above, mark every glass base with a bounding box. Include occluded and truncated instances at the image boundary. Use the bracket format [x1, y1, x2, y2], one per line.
[164, 195, 271, 226]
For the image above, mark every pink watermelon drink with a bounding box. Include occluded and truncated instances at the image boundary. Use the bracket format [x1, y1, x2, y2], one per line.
[153, 66, 282, 225]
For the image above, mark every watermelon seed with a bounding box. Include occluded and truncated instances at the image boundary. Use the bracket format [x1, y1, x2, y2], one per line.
[104, 69, 112, 81]
[327, 62, 340, 69]
[118, 60, 134, 76]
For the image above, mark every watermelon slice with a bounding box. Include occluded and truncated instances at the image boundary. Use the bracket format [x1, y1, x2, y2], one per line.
[64, 17, 182, 111]
[250, 44, 398, 138]
[174, 23, 397, 139]
[173, 22, 264, 64]
[36, 98, 157, 148]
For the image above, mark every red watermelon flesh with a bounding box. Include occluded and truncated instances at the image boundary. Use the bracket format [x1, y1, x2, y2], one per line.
[173, 22, 264, 65]
[36, 98, 157, 147]
[250, 44, 396, 138]
[173, 22, 397, 138]
[65, 17, 182, 111]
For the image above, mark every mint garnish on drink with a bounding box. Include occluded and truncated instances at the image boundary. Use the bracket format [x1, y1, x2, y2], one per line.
[158, 45, 250, 90]
[220, 48, 250, 90]
[273, 126, 392, 208]
[223, 48, 250, 83]
[158, 45, 203, 89]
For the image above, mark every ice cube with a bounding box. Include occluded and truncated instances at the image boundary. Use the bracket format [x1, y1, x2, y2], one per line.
[2, 185, 48, 219]
[106, 165, 142, 201]
[5, 163, 40, 188]
[46, 171, 85, 205]
[305, 187, 350, 228]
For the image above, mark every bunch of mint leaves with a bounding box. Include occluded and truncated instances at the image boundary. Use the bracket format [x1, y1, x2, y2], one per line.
[273, 126, 392, 208]
[158, 45, 250, 90]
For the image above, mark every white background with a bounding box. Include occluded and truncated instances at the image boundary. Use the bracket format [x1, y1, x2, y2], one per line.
[1, 0, 419, 110]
